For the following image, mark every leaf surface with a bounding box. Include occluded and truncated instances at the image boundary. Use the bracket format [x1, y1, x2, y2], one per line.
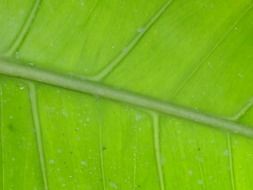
[1, 0, 253, 189]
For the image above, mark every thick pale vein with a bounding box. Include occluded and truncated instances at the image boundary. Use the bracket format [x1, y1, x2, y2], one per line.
[1, 60, 253, 138]
[226, 134, 236, 190]
[0, 86, 4, 190]
[5, 0, 42, 56]
[29, 83, 49, 190]
[151, 113, 165, 190]
[91, 0, 173, 81]
[172, 3, 253, 97]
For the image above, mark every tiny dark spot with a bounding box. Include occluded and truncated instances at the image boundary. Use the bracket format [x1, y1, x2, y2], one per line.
[8, 124, 14, 132]
[197, 147, 201, 151]
[137, 185, 141, 188]
[102, 146, 107, 151]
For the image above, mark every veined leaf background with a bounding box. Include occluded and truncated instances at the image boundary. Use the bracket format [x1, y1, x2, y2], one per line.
[0, 0, 253, 189]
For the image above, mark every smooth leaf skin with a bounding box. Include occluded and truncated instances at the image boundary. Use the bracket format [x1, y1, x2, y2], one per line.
[1, 0, 253, 190]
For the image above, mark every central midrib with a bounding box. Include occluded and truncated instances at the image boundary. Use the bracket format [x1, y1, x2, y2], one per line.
[0, 58, 253, 138]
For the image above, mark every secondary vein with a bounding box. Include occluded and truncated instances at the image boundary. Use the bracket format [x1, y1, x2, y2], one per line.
[29, 83, 49, 190]
[172, 3, 253, 97]
[152, 113, 165, 190]
[226, 134, 236, 190]
[5, 0, 42, 56]
[0, 86, 4, 190]
[1, 59, 253, 138]
[91, 0, 174, 81]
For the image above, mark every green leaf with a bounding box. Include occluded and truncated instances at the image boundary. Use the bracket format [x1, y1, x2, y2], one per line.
[1, 0, 253, 189]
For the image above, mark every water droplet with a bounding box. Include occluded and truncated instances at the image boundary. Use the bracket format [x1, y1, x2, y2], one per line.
[223, 149, 229, 156]
[57, 148, 63, 154]
[19, 86, 25, 90]
[49, 159, 55, 165]
[188, 170, 193, 176]
[109, 181, 118, 189]
[197, 179, 204, 185]
[137, 27, 145, 33]
[238, 73, 244, 78]
[15, 51, 20, 58]
[81, 160, 87, 166]
[80, 0, 84, 6]
[122, 47, 130, 53]
[135, 113, 143, 121]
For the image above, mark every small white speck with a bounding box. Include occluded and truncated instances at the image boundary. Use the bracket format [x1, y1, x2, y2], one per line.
[223, 149, 229, 156]
[135, 113, 143, 121]
[122, 47, 130, 53]
[19, 85, 25, 90]
[197, 179, 204, 185]
[49, 159, 55, 165]
[109, 182, 118, 189]
[57, 148, 63, 153]
[137, 27, 145, 33]
[80, 0, 84, 6]
[15, 51, 20, 58]
[238, 73, 244, 78]
[188, 170, 193, 176]
[81, 160, 87, 166]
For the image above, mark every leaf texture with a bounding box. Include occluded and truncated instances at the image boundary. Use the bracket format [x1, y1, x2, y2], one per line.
[1, 0, 253, 190]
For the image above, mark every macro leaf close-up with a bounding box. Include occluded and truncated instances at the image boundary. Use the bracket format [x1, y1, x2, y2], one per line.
[1, 0, 253, 189]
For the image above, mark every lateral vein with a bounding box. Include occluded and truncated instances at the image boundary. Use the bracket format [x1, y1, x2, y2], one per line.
[29, 83, 49, 190]
[5, 0, 42, 56]
[0, 86, 4, 190]
[152, 113, 165, 190]
[91, 0, 174, 81]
